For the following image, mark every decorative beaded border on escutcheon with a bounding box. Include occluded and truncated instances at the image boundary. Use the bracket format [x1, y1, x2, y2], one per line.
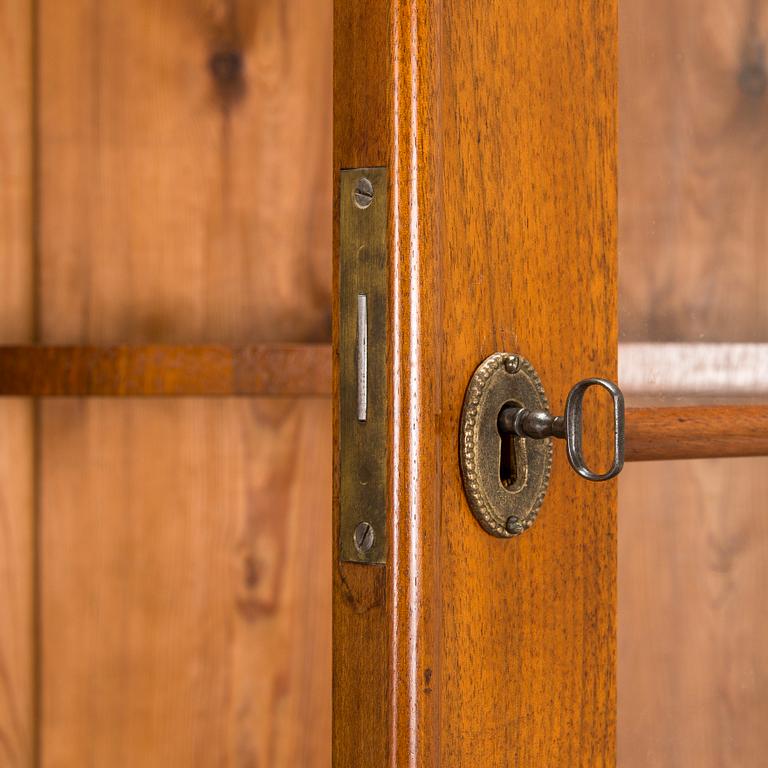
[459, 353, 553, 537]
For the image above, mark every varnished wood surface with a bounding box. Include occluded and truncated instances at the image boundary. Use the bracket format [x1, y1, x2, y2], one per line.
[335, 0, 617, 765]
[619, 458, 768, 767]
[0, 0, 34, 764]
[0, 344, 331, 397]
[28, 0, 332, 765]
[41, 398, 331, 767]
[7, 339, 764, 400]
[437, 0, 619, 758]
[619, 1, 768, 766]
[38, 1, 331, 344]
[3, 344, 767, 470]
[4, 344, 768, 468]
[0, 403, 34, 767]
[626, 405, 768, 461]
[619, 0, 768, 342]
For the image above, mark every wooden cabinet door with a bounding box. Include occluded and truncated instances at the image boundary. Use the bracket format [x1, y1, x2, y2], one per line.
[333, 1, 618, 765]
[332, 2, 768, 766]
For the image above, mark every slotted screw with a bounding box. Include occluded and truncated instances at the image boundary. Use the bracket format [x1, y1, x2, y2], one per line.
[353, 521, 375, 554]
[353, 177, 374, 209]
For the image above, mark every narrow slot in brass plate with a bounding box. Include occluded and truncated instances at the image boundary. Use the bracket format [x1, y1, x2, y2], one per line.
[339, 167, 388, 564]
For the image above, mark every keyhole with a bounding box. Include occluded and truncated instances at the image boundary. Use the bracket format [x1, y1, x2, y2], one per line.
[499, 427, 517, 489]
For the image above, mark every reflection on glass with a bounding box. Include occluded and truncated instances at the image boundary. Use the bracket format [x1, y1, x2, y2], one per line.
[619, 1, 768, 766]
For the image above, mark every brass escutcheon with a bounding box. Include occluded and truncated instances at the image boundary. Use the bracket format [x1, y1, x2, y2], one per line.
[459, 353, 553, 537]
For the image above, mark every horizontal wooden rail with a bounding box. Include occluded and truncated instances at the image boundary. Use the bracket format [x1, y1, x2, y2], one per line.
[0, 344, 331, 397]
[625, 405, 768, 461]
[0, 346, 765, 462]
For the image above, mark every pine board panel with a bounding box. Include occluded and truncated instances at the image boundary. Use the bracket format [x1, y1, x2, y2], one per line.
[0, 402, 34, 767]
[40, 399, 330, 767]
[38, 0, 331, 345]
[0, 0, 34, 763]
[619, 1, 768, 765]
[619, 459, 768, 768]
[35, 0, 332, 764]
[619, 0, 768, 342]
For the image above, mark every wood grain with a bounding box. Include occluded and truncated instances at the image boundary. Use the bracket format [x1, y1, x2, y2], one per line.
[0, 344, 331, 396]
[0, 403, 33, 767]
[41, 398, 331, 767]
[626, 405, 768, 461]
[619, 458, 768, 767]
[0, 0, 34, 764]
[619, 0, 768, 342]
[35, 0, 332, 765]
[38, 0, 331, 345]
[334, 0, 617, 764]
[438, 1, 616, 762]
[619, 1, 768, 765]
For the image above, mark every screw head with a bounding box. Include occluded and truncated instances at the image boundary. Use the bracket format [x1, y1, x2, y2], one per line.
[504, 355, 520, 374]
[353, 177, 374, 209]
[353, 521, 375, 554]
[506, 516, 524, 535]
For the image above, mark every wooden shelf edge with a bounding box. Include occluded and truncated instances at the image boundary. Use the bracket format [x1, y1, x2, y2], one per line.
[625, 405, 768, 462]
[1, 347, 765, 462]
[0, 344, 332, 397]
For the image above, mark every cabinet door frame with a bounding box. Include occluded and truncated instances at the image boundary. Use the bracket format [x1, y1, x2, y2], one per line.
[333, 1, 618, 765]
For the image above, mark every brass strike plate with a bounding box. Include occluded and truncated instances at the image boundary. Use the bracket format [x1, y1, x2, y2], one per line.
[339, 168, 388, 564]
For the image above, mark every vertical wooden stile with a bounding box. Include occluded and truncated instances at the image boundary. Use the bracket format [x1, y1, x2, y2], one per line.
[334, 1, 618, 765]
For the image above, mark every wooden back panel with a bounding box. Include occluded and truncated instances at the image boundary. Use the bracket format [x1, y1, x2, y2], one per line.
[1, 1, 333, 764]
[0, 1, 34, 762]
[619, 0, 768, 765]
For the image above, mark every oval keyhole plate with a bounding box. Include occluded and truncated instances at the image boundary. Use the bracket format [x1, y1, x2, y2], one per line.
[459, 353, 553, 537]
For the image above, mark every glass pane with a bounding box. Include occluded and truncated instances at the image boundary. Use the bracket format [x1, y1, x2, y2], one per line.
[619, 1, 768, 765]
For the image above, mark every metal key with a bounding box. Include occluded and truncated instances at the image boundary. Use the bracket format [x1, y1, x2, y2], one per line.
[497, 378, 625, 481]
